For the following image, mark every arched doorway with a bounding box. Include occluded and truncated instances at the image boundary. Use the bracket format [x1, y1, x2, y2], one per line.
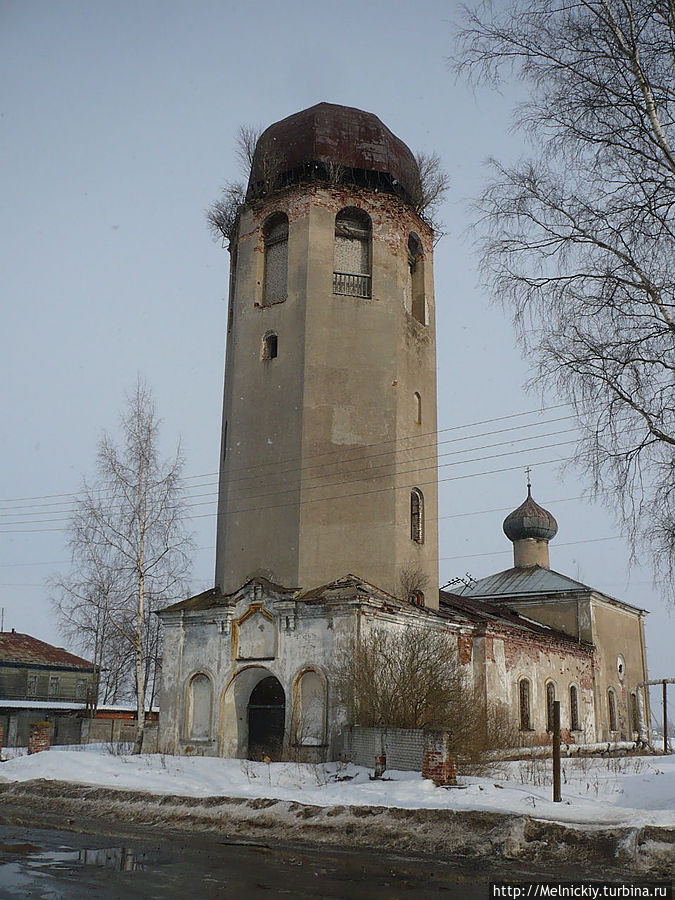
[247, 675, 285, 760]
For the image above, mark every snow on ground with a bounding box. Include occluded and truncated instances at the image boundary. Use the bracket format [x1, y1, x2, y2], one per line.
[0, 745, 673, 828]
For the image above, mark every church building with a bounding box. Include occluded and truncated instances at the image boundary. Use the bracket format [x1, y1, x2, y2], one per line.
[156, 103, 649, 760]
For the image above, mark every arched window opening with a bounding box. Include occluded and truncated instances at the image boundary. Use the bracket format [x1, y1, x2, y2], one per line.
[412, 590, 425, 607]
[188, 674, 212, 741]
[569, 685, 580, 731]
[414, 391, 422, 426]
[294, 670, 326, 746]
[410, 488, 424, 543]
[263, 213, 288, 306]
[262, 332, 278, 360]
[519, 679, 531, 731]
[333, 208, 372, 298]
[546, 681, 556, 733]
[608, 688, 617, 732]
[408, 233, 426, 324]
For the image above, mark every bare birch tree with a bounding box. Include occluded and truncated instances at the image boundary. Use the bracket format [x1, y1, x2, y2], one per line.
[52, 379, 192, 750]
[454, 0, 675, 589]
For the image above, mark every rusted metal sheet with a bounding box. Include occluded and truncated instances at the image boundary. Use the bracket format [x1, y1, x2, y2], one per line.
[0, 632, 93, 669]
[248, 102, 422, 205]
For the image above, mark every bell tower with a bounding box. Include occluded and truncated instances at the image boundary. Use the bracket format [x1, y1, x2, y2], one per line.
[214, 103, 440, 608]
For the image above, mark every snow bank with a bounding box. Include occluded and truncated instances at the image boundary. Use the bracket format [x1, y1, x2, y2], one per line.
[1, 746, 673, 827]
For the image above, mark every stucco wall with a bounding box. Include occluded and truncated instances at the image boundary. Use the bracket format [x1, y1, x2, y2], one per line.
[214, 184, 439, 606]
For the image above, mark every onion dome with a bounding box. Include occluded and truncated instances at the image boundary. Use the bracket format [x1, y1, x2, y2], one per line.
[247, 102, 422, 208]
[503, 485, 558, 543]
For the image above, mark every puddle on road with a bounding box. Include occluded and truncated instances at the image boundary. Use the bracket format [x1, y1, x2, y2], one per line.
[1, 842, 155, 872]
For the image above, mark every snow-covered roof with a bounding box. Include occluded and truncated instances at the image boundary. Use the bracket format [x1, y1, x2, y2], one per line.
[0, 699, 88, 710]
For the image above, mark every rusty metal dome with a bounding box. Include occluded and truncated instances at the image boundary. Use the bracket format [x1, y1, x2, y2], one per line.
[247, 102, 422, 207]
[503, 486, 559, 543]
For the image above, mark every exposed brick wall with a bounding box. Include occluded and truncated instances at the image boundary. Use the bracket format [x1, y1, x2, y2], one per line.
[342, 727, 425, 771]
[28, 721, 50, 754]
[422, 730, 457, 786]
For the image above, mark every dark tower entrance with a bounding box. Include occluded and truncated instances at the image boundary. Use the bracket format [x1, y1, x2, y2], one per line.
[247, 676, 285, 760]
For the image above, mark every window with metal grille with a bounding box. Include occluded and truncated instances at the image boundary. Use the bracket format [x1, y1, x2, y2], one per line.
[546, 681, 556, 732]
[519, 679, 531, 730]
[333, 209, 372, 298]
[569, 685, 580, 731]
[263, 213, 288, 306]
[608, 688, 617, 732]
[410, 488, 424, 543]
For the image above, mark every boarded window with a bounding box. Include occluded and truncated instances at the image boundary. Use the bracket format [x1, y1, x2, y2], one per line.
[608, 688, 617, 732]
[263, 213, 288, 305]
[262, 332, 278, 360]
[546, 682, 556, 732]
[408, 233, 426, 324]
[295, 671, 325, 746]
[189, 674, 212, 741]
[333, 209, 372, 298]
[410, 488, 424, 543]
[569, 685, 580, 731]
[519, 679, 531, 730]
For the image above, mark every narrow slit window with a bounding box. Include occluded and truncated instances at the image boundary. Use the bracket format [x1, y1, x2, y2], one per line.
[408, 233, 426, 324]
[519, 679, 531, 731]
[630, 692, 639, 734]
[410, 488, 424, 543]
[414, 391, 422, 425]
[546, 682, 556, 732]
[333, 208, 372, 298]
[263, 213, 288, 306]
[569, 685, 580, 731]
[262, 332, 278, 360]
[608, 688, 617, 732]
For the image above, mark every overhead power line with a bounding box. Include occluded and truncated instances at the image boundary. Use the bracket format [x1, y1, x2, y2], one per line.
[1, 402, 571, 507]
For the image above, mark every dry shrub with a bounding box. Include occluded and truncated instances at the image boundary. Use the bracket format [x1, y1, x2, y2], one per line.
[336, 625, 517, 772]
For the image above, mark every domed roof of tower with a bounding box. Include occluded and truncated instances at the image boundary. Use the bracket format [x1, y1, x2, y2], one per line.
[502, 486, 559, 543]
[247, 102, 422, 207]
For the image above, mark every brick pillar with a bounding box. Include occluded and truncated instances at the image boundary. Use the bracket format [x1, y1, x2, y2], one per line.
[374, 754, 386, 778]
[422, 730, 457, 786]
[28, 721, 51, 755]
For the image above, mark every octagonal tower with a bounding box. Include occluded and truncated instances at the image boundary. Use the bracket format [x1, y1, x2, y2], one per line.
[214, 103, 439, 607]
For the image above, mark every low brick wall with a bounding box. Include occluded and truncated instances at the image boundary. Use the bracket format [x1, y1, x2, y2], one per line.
[341, 727, 425, 771]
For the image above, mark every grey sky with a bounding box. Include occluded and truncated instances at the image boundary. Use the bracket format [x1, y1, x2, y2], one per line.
[1, 0, 672, 716]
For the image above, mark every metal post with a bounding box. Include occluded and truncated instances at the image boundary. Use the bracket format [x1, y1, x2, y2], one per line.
[664, 681, 668, 755]
[553, 700, 562, 802]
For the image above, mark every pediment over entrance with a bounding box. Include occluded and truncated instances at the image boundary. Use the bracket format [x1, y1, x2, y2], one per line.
[232, 604, 277, 660]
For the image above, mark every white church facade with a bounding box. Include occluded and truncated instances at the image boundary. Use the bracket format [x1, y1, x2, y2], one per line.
[156, 104, 649, 760]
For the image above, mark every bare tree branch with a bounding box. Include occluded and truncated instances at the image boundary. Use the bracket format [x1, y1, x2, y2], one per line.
[453, 0, 675, 591]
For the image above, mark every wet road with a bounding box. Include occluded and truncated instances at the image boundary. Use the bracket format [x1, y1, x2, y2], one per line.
[0, 822, 499, 899]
